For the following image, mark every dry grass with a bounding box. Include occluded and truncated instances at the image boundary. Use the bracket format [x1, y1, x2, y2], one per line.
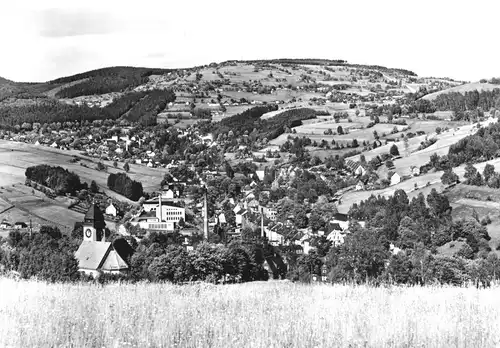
[0, 140, 164, 194]
[1, 279, 500, 348]
[422, 82, 500, 101]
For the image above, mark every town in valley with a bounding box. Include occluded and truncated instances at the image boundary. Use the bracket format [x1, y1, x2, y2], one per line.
[1, 59, 500, 285]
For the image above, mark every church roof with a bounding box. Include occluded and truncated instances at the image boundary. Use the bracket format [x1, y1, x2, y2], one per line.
[85, 204, 105, 221]
[101, 249, 129, 271]
[75, 241, 112, 270]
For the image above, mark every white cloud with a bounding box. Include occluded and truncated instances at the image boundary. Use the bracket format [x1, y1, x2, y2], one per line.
[0, 0, 498, 82]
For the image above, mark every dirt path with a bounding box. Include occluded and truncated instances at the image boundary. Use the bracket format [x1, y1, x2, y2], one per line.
[454, 198, 500, 209]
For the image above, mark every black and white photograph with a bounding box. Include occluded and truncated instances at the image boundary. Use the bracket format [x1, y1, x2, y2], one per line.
[0, 0, 499, 347]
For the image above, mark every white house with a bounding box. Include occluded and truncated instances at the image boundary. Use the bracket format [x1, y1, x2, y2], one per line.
[390, 243, 402, 255]
[235, 209, 248, 226]
[105, 203, 117, 217]
[255, 170, 265, 181]
[390, 172, 401, 186]
[327, 229, 346, 247]
[355, 181, 365, 191]
[162, 189, 175, 199]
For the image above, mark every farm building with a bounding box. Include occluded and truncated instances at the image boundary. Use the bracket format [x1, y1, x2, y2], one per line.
[14, 222, 28, 229]
[74, 204, 130, 277]
[344, 159, 367, 176]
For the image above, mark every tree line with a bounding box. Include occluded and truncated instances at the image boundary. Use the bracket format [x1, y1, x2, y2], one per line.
[25, 165, 86, 196]
[0, 226, 272, 284]
[51, 66, 171, 98]
[107, 173, 144, 201]
[205, 106, 318, 142]
[421, 122, 500, 172]
[0, 88, 176, 127]
[286, 188, 498, 286]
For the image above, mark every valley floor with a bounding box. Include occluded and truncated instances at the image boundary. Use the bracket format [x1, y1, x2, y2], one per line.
[1, 278, 499, 347]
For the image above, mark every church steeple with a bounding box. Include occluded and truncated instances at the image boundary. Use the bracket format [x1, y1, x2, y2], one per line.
[83, 203, 106, 242]
[203, 186, 209, 240]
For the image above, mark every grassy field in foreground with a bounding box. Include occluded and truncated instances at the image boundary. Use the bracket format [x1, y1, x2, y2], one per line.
[1, 279, 500, 347]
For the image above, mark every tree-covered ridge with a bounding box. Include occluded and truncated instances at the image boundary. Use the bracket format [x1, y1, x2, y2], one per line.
[120, 89, 174, 124]
[222, 59, 417, 76]
[206, 106, 318, 141]
[433, 89, 500, 112]
[25, 165, 86, 196]
[224, 59, 347, 66]
[50, 66, 171, 98]
[0, 100, 106, 125]
[0, 88, 175, 126]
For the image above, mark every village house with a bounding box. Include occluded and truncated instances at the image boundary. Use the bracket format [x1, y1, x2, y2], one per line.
[14, 222, 28, 229]
[330, 213, 349, 231]
[327, 224, 346, 247]
[390, 172, 401, 186]
[245, 199, 260, 213]
[235, 207, 248, 227]
[105, 202, 118, 217]
[355, 181, 366, 191]
[261, 205, 278, 221]
[264, 223, 285, 246]
[344, 159, 367, 176]
[74, 205, 130, 277]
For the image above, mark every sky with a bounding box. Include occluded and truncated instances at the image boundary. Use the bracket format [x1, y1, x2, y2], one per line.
[0, 0, 498, 82]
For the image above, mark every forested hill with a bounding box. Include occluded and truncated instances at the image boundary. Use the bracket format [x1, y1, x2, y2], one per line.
[0, 66, 177, 126]
[49, 66, 172, 98]
[0, 59, 494, 129]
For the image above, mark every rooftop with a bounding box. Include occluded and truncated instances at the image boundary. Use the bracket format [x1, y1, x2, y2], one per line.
[75, 241, 112, 270]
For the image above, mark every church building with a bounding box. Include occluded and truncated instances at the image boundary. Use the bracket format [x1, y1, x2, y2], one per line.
[74, 204, 129, 277]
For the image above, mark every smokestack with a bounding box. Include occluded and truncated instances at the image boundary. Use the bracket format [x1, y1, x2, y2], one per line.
[157, 193, 163, 221]
[261, 207, 265, 238]
[203, 187, 209, 240]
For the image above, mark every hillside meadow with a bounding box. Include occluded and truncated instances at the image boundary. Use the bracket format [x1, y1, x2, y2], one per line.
[1, 279, 500, 348]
